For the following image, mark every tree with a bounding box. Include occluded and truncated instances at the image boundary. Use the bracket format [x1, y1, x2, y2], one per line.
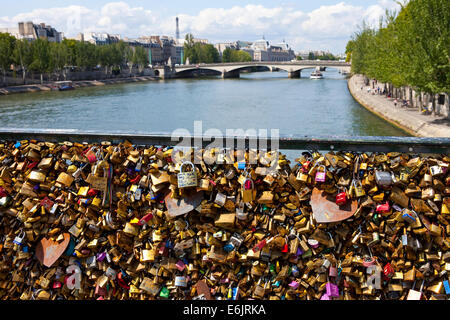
[308, 52, 315, 60]
[29, 39, 50, 84]
[49, 42, 68, 80]
[296, 56, 303, 61]
[74, 41, 98, 71]
[222, 48, 232, 63]
[235, 50, 252, 62]
[0, 33, 16, 85]
[98, 45, 115, 75]
[13, 39, 33, 84]
[134, 46, 149, 73]
[346, 0, 449, 96]
[125, 46, 135, 76]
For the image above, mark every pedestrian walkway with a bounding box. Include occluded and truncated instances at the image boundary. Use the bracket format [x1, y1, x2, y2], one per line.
[0, 76, 158, 96]
[348, 75, 450, 137]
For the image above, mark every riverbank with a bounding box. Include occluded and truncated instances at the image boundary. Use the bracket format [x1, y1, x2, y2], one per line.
[0, 76, 159, 96]
[348, 74, 450, 137]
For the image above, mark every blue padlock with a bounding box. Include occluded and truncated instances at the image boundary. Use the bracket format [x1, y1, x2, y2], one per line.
[14, 141, 21, 149]
[223, 243, 235, 252]
[232, 287, 239, 300]
[64, 237, 76, 256]
[237, 162, 246, 170]
[444, 280, 450, 295]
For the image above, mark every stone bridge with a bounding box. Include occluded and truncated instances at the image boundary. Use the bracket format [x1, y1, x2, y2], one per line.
[154, 61, 351, 79]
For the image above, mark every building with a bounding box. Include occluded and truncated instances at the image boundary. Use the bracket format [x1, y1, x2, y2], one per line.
[214, 42, 238, 57]
[173, 45, 184, 65]
[0, 27, 20, 39]
[193, 38, 208, 44]
[84, 32, 120, 45]
[133, 37, 164, 65]
[249, 38, 295, 62]
[1, 22, 63, 42]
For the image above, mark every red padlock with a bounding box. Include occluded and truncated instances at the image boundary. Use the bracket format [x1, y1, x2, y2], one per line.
[130, 175, 141, 184]
[138, 211, 154, 226]
[87, 188, 97, 197]
[0, 187, 7, 198]
[336, 190, 347, 206]
[383, 263, 394, 279]
[302, 161, 311, 173]
[376, 202, 390, 214]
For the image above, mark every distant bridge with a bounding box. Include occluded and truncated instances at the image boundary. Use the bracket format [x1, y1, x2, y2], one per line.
[154, 60, 351, 79]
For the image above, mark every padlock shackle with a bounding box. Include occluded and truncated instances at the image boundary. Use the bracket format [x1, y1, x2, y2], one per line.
[180, 161, 195, 172]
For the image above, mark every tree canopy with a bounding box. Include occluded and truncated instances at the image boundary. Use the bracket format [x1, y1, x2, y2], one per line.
[346, 0, 449, 94]
[222, 48, 252, 62]
[184, 33, 220, 64]
[0, 34, 151, 84]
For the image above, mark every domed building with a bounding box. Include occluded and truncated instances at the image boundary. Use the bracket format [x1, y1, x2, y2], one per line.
[250, 38, 295, 62]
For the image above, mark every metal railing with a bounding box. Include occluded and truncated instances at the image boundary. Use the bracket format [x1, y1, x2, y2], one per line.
[0, 129, 448, 154]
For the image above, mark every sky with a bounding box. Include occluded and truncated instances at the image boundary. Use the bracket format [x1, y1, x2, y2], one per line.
[0, 0, 402, 53]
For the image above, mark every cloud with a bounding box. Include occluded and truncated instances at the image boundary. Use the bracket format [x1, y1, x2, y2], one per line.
[0, 1, 401, 53]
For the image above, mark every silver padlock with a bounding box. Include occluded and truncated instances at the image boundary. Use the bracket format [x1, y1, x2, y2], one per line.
[175, 276, 187, 287]
[86, 255, 97, 269]
[177, 161, 197, 188]
[401, 234, 409, 247]
[135, 156, 142, 172]
[214, 192, 227, 207]
[13, 231, 26, 246]
[375, 171, 392, 187]
[134, 188, 142, 200]
[430, 165, 443, 176]
[105, 267, 117, 280]
[72, 167, 83, 179]
[229, 233, 244, 248]
[50, 203, 59, 215]
[236, 203, 248, 221]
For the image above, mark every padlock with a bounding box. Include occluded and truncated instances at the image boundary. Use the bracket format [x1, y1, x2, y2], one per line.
[402, 209, 417, 224]
[335, 188, 347, 206]
[353, 179, 365, 197]
[407, 280, 424, 300]
[325, 282, 339, 298]
[375, 171, 392, 187]
[430, 165, 443, 176]
[241, 178, 255, 203]
[296, 170, 309, 182]
[315, 165, 326, 183]
[11, 233, 26, 249]
[236, 203, 248, 221]
[177, 161, 197, 188]
[376, 202, 390, 214]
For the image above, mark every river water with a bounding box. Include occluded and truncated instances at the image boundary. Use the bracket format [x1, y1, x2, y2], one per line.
[0, 69, 408, 141]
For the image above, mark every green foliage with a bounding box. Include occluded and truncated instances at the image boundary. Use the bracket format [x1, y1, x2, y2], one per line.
[296, 56, 303, 60]
[184, 34, 220, 64]
[346, 0, 449, 94]
[0, 34, 154, 83]
[0, 33, 16, 81]
[29, 39, 50, 77]
[222, 48, 252, 62]
[13, 39, 33, 78]
[134, 46, 149, 71]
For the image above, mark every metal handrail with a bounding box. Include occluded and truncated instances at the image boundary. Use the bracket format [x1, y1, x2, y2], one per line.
[0, 129, 448, 154]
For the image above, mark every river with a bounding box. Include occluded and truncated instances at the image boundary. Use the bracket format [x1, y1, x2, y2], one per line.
[0, 68, 408, 158]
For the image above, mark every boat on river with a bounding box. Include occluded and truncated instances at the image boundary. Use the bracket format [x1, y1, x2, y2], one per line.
[310, 71, 323, 79]
[55, 81, 75, 91]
